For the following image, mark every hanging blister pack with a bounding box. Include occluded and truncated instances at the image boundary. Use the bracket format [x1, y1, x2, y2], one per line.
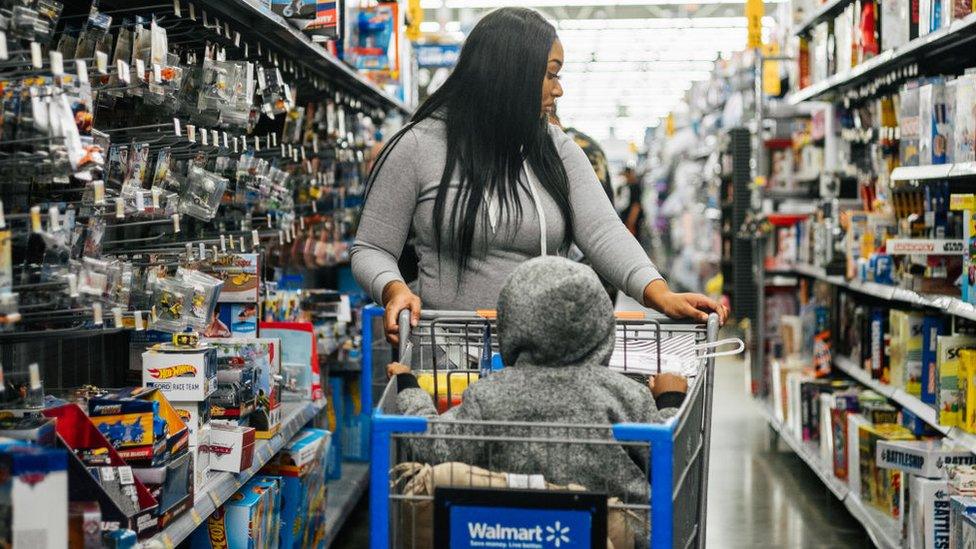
[177, 267, 223, 330]
[179, 165, 227, 220]
[149, 277, 193, 333]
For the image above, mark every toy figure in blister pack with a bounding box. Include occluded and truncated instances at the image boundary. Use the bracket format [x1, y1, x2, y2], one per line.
[149, 277, 193, 333]
[178, 166, 227, 221]
[176, 267, 222, 331]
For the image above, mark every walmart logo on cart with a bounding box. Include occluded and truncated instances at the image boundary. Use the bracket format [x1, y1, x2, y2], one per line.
[466, 521, 570, 548]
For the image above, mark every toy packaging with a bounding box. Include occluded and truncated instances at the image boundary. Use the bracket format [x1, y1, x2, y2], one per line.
[0, 444, 69, 549]
[326, 376, 344, 480]
[877, 439, 976, 478]
[69, 501, 102, 549]
[261, 428, 329, 548]
[921, 315, 946, 404]
[142, 345, 217, 402]
[961, 348, 976, 433]
[909, 475, 951, 549]
[207, 423, 256, 473]
[172, 398, 212, 449]
[133, 451, 193, 529]
[205, 338, 282, 438]
[217, 303, 259, 337]
[260, 322, 322, 403]
[890, 310, 924, 392]
[858, 423, 915, 517]
[901, 81, 922, 166]
[937, 335, 976, 427]
[955, 74, 976, 164]
[949, 495, 976, 549]
[208, 253, 260, 303]
[191, 476, 280, 549]
[88, 387, 189, 466]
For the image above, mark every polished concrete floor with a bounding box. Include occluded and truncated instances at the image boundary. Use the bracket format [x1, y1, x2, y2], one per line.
[331, 355, 872, 548]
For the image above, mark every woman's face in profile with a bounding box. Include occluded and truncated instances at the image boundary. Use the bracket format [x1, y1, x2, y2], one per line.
[542, 40, 564, 118]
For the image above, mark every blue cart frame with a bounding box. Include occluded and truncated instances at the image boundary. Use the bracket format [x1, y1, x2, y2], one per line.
[365, 308, 720, 549]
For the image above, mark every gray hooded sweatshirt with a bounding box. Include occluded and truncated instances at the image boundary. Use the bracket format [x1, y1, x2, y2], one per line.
[395, 256, 682, 508]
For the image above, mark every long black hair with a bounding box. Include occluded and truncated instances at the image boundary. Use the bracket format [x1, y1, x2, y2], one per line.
[363, 7, 573, 271]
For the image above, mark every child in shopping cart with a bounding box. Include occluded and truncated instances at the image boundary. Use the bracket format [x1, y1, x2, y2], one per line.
[387, 256, 688, 505]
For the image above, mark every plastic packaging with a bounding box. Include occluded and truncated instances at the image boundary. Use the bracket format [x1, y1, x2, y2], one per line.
[178, 166, 227, 220]
[177, 268, 223, 331]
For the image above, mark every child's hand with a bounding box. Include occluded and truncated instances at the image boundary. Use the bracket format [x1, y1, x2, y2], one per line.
[387, 362, 411, 379]
[649, 373, 688, 397]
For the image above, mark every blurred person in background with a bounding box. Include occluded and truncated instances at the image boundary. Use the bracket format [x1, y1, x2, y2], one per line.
[548, 106, 614, 203]
[621, 166, 645, 237]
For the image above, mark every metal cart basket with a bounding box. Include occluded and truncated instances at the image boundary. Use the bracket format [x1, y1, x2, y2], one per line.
[369, 309, 735, 549]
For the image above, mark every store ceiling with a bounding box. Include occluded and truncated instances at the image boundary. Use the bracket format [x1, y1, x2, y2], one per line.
[420, 0, 780, 145]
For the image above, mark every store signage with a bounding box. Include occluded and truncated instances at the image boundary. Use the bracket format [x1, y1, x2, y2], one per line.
[416, 44, 461, 69]
[886, 239, 966, 255]
[434, 488, 606, 549]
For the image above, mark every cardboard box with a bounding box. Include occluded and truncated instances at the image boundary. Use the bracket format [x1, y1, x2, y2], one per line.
[172, 399, 212, 449]
[909, 475, 951, 549]
[891, 310, 925, 393]
[847, 413, 870, 493]
[133, 451, 193, 530]
[859, 423, 916, 517]
[88, 387, 190, 467]
[262, 428, 329, 548]
[68, 502, 101, 549]
[0, 443, 68, 548]
[209, 253, 260, 303]
[142, 345, 217, 401]
[191, 475, 280, 549]
[962, 348, 976, 434]
[921, 316, 946, 405]
[260, 322, 322, 403]
[937, 336, 976, 427]
[217, 303, 259, 337]
[247, 476, 282, 549]
[206, 424, 256, 473]
[950, 495, 976, 549]
[190, 428, 213, 501]
[42, 404, 160, 538]
[878, 440, 976, 478]
[205, 338, 282, 439]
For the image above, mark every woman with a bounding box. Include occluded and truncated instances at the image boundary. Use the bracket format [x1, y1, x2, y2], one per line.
[351, 7, 726, 342]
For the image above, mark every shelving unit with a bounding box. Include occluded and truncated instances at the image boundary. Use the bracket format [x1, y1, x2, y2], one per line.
[890, 162, 976, 182]
[791, 0, 854, 37]
[756, 403, 900, 549]
[204, 0, 411, 114]
[786, 14, 976, 105]
[787, 262, 976, 322]
[144, 401, 323, 547]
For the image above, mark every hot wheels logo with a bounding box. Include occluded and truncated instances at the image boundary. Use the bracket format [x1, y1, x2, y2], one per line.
[207, 509, 228, 549]
[147, 364, 198, 379]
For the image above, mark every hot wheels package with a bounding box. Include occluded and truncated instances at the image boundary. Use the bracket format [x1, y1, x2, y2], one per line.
[179, 166, 227, 221]
[149, 277, 193, 333]
[177, 268, 223, 331]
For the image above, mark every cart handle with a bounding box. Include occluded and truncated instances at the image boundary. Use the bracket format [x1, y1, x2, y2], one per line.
[689, 338, 744, 360]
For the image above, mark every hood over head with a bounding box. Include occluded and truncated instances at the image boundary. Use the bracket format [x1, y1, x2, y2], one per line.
[497, 256, 615, 367]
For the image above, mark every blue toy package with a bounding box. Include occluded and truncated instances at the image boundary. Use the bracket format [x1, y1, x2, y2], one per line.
[249, 476, 282, 549]
[261, 428, 329, 548]
[921, 315, 946, 405]
[900, 407, 941, 437]
[217, 303, 258, 337]
[341, 377, 369, 461]
[326, 377, 344, 479]
[191, 477, 280, 549]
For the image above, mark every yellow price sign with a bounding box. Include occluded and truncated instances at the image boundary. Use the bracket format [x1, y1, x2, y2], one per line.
[745, 0, 764, 48]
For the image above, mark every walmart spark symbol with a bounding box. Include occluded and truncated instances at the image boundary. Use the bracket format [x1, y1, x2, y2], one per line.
[545, 522, 570, 547]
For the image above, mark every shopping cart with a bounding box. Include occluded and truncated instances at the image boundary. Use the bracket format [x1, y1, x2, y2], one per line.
[369, 309, 740, 549]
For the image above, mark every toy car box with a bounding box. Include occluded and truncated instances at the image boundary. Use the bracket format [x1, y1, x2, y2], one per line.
[190, 475, 279, 549]
[207, 423, 256, 473]
[262, 428, 329, 548]
[88, 387, 189, 467]
[43, 404, 160, 538]
[205, 337, 282, 438]
[142, 344, 217, 402]
[133, 451, 193, 530]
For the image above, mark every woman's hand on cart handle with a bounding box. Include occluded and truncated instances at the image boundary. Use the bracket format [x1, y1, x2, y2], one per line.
[642, 279, 728, 325]
[382, 280, 422, 344]
[387, 362, 412, 379]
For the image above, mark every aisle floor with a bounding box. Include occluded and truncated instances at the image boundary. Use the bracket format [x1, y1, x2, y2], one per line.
[332, 356, 873, 549]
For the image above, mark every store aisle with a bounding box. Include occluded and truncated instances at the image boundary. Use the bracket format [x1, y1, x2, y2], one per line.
[706, 355, 871, 548]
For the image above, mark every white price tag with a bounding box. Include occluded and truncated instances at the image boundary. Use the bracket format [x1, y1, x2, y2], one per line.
[220, 235, 226, 252]
[200, 127, 209, 146]
[271, 132, 277, 147]
[93, 181, 105, 205]
[211, 129, 219, 147]
[252, 229, 260, 247]
[153, 63, 162, 83]
[189, 2, 196, 20]
[0, 32, 8, 61]
[173, 118, 182, 137]
[115, 197, 125, 219]
[224, 22, 231, 38]
[118, 60, 130, 84]
[234, 32, 241, 48]
[172, 213, 181, 233]
[30, 42, 42, 69]
[223, 132, 229, 148]
[96, 51, 108, 74]
[76, 59, 89, 84]
[113, 307, 124, 328]
[187, 124, 196, 143]
[152, 188, 161, 209]
[134, 191, 145, 212]
[134, 311, 145, 331]
[173, 0, 182, 18]
[49, 51, 64, 76]
[92, 303, 103, 326]
[254, 136, 260, 151]
[233, 137, 239, 153]
[135, 58, 146, 81]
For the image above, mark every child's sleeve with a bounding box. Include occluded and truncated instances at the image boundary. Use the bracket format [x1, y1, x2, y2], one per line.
[394, 373, 487, 465]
